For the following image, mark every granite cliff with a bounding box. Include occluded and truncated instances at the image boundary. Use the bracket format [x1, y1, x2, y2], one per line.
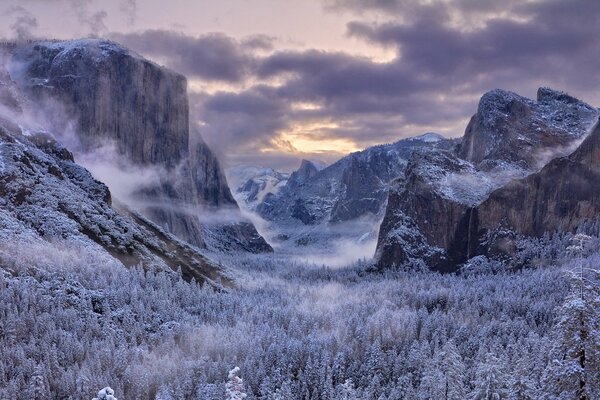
[5, 39, 271, 253]
[376, 88, 599, 271]
[0, 67, 230, 286]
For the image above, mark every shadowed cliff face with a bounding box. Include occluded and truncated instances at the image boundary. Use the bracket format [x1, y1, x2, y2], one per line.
[474, 119, 600, 243]
[376, 88, 599, 271]
[5, 39, 271, 253]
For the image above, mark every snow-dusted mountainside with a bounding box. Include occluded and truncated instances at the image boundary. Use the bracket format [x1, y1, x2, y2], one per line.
[258, 133, 457, 226]
[232, 133, 456, 254]
[0, 71, 229, 286]
[376, 88, 600, 271]
[230, 166, 290, 211]
[3, 39, 271, 253]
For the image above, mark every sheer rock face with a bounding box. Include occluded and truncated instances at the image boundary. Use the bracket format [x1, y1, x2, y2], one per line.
[6, 39, 271, 253]
[375, 150, 485, 270]
[9, 39, 189, 166]
[376, 88, 599, 271]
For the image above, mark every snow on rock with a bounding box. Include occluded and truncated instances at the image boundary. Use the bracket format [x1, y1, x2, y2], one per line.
[377, 87, 600, 271]
[410, 132, 445, 143]
[231, 166, 290, 210]
[458, 87, 599, 170]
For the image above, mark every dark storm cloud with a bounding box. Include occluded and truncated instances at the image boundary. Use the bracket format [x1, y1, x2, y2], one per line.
[111, 30, 258, 82]
[191, 86, 289, 147]
[103, 1, 600, 170]
[346, 7, 600, 91]
[212, 0, 600, 160]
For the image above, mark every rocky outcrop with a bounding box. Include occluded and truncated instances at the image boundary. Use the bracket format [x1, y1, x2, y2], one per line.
[5, 39, 271, 253]
[458, 88, 598, 171]
[376, 88, 599, 271]
[375, 149, 494, 271]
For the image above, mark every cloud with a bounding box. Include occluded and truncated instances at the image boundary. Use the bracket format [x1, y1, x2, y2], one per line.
[119, 0, 137, 25]
[70, 0, 108, 37]
[43, 0, 590, 172]
[111, 30, 258, 82]
[191, 0, 600, 170]
[7, 6, 38, 41]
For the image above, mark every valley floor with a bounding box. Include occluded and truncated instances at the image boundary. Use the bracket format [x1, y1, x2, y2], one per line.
[0, 238, 598, 399]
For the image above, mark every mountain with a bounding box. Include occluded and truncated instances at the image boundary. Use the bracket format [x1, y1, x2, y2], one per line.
[0, 68, 230, 286]
[376, 88, 600, 271]
[231, 166, 290, 211]
[470, 118, 600, 258]
[258, 133, 456, 226]
[238, 133, 456, 250]
[4, 39, 271, 253]
[458, 87, 598, 171]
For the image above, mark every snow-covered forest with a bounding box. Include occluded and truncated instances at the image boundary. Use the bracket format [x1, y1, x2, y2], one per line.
[2, 228, 600, 399]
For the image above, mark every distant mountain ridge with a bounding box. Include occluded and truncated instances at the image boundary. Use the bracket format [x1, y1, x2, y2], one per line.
[233, 133, 457, 249]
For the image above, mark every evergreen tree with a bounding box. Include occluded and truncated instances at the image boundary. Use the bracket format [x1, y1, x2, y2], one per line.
[440, 341, 466, 400]
[469, 353, 507, 400]
[226, 367, 247, 400]
[29, 364, 49, 400]
[543, 242, 600, 400]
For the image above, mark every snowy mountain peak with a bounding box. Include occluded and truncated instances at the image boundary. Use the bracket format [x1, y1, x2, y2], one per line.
[411, 132, 445, 143]
[458, 87, 599, 169]
[288, 159, 321, 186]
[537, 87, 587, 105]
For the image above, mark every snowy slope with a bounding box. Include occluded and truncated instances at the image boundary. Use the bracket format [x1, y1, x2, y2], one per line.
[0, 66, 230, 287]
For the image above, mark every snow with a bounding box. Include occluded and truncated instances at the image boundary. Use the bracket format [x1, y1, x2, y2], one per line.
[93, 387, 117, 400]
[412, 132, 445, 142]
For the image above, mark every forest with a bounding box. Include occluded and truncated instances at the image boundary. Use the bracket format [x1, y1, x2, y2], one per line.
[1, 227, 599, 399]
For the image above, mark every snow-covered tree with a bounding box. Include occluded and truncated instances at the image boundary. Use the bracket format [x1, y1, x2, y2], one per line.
[469, 352, 507, 400]
[92, 387, 117, 400]
[543, 247, 600, 400]
[29, 364, 49, 400]
[225, 367, 247, 400]
[336, 378, 359, 400]
[440, 341, 467, 400]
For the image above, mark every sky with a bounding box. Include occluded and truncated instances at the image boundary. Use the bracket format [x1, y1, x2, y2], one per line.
[1, 0, 599, 172]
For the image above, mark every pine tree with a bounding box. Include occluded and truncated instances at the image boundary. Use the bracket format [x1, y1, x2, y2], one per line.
[29, 364, 49, 400]
[440, 341, 466, 400]
[469, 352, 507, 400]
[336, 378, 359, 400]
[544, 238, 600, 400]
[225, 367, 247, 400]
